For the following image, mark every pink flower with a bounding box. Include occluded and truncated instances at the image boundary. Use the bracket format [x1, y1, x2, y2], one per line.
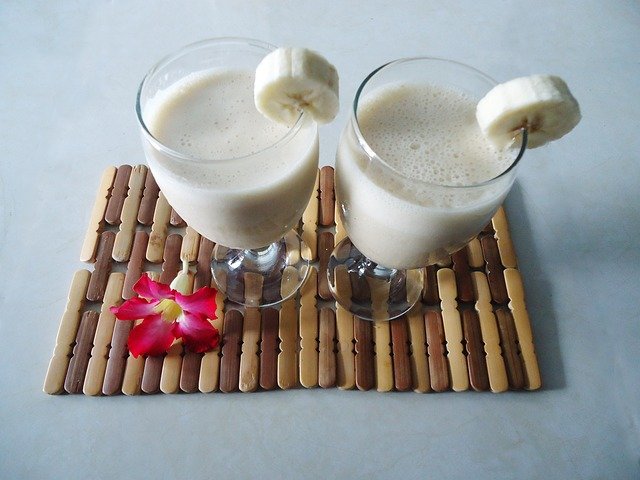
[110, 273, 219, 358]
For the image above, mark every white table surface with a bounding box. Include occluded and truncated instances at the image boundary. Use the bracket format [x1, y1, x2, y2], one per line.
[1, 1, 638, 478]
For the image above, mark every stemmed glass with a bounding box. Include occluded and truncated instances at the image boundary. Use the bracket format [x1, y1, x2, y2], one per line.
[328, 58, 527, 320]
[136, 38, 318, 306]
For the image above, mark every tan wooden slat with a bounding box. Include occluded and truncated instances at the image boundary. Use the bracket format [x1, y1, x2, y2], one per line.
[437, 268, 469, 392]
[83, 272, 125, 395]
[299, 268, 318, 388]
[239, 308, 261, 392]
[471, 271, 508, 393]
[146, 192, 172, 263]
[301, 170, 319, 261]
[318, 308, 336, 388]
[198, 288, 225, 393]
[492, 206, 517, 268]
[43, 270, 91, 394]
[334, 196, 346, 244]
[465, 237, 485, 269]
[277, 298, 298, 389]
[406, 305, 430, 393]
[367, 277, 393, 392]
[504, 268, 541, 390]
[180, 226, 201, 263]
[112, 165, 147, 262]
[80, 166, 116, 262]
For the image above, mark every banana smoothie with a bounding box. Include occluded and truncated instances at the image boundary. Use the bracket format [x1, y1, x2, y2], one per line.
[336, 82, 518, 269]
[141, 68, 319, 249]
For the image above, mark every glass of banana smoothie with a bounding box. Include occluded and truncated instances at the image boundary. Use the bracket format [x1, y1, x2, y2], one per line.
[136, 38, 319, 306]
[329, 58, 527, 320]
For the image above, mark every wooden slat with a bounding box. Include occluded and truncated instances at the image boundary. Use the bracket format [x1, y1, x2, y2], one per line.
[179, 351, 202, 394]
[471, 271, 508, 393]
[299, 268, 318, 388]
[390, 316, 412, 391]
[137, 169, 160, 225]
[259, 308, 279, 390]
[319, 165, 335, 226]
[83, 272, 125, 395]
[86, 231, 115, 302]
[334, 197, 346, 244]
[180, 226, 201, 263]
[301, 170, 319, 261]
[437, 268, 469, 392]
[123, 231, 148, 299]
[373, 320, 394, 392]
[495, 308, 525, 390]
[481, 235, 508, 304]
[239, 308, 261, 392]
[80, 166, 116, 262]
[219, 309, 243, 393]
[466, 238, 485, 269]
[335, 306, 355, 390]
[43, 270, 91, 394]
[425, 310, 450, 392]
[317, 232, 334, 300]
[146, 192, 172, 263]
[422, 265, 439, 305]
[406, 305, 430, 393]
[194, 237, 214, 290]
[318, 308, 336, 388]
[103, 319, 134, 395]
[492, 206, 517, 268]
[159, 234, 182, 284]
[64, 311, 99, 394]
[198, 288, 225, 393]
[504, 269, 541, 390]
[105, 165, 132, 225]
[277, 298, 298, 389]
[461, 309, 489, 391]
[170, 207, 186, 227]
[451, 248, 474, 302]
[243, 272, 264, 308]
[354, 317, 374, 391]
[112, 165, 147, 262]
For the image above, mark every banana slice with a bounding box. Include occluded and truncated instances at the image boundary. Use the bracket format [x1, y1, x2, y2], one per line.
[476, 75, 581, 149]
[254, 47, 339, 125]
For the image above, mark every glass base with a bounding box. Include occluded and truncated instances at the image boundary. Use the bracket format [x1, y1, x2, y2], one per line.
[211, 231, 311, 307]
[327, 238, 424, 321]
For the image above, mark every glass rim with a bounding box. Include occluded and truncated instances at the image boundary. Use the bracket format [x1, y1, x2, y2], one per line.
[135, 37, 307, 165]
[351, 56, 527, 189]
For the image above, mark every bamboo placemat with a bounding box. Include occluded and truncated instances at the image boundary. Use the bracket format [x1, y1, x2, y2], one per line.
[43, 165, 541, 395]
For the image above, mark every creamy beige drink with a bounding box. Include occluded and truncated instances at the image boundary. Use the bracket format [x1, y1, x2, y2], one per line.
[336, 82, 518, 269]
[142, 69, 318, 249]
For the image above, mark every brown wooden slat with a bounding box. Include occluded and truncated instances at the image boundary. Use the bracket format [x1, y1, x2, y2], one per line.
[194, 237, 214, 290]
[317, 231, 334, 300]
[451, 248, 474, 302]
[422, 265, 439, 305]
[105, 165, 132, 225]
[481, 235, 509, 304]
[259, 308, 279, 390]
[170, 207, 186, 227]
[64, 311, 99, 394]
[123, 231, 148, 299]
[220, 309, 243, 393]
[319, 165, 335, 226]
[159, 234, 182, 284]
[137, 169, 160, 225]
[141, 355, 164, 394]
[86, 231, 115, 302]
[390, 316, 412, 392]
[179, 352, 203, 393]
[495, 308, 525, 389]
[461, 309, 489, 391]
[102, 320, 134, 395]
[318, 308, 336, 388]
[425, 310, 450, 392]
[354, 317, 375, 391]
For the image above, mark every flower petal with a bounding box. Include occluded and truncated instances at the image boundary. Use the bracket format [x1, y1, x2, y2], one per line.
[173, 312, 220, 353]
[127, 315, 175, 357]
[174, 286, 217, 318]
[133, 274, 174, 301]
[110, 297, 157, 320]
